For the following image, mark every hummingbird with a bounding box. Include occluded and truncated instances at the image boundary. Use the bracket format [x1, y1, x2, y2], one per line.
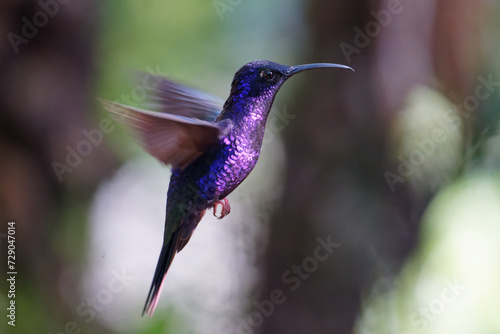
[100, 60, 352, 317]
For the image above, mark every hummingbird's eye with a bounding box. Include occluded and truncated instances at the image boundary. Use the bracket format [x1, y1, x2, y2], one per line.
[259, 69, 276, 82]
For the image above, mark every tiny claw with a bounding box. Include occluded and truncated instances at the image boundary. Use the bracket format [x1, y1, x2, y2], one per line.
[212, 198, 231, 219]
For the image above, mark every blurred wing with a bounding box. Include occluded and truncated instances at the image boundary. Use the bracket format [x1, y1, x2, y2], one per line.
[100, 99, 231, 169]
[142, 74, 224, 121]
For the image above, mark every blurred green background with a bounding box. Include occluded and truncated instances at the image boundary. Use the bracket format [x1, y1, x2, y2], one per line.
[1, 0, 500, 333]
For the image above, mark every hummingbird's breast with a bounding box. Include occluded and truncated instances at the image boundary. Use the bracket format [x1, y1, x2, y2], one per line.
[196, 129, 261, 202]
[169, 108, 268, 208]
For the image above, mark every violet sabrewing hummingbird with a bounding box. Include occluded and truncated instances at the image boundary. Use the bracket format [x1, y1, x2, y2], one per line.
[100, 60, 353, 317]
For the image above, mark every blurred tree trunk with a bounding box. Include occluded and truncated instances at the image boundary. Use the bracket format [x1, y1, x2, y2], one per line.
[258, 2, 417, 333]
[259, 0, 483, 333]
[0, 1, 116, 333]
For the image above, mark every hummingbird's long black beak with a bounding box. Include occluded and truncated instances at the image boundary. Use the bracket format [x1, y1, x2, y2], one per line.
[286, 63, 354, 76]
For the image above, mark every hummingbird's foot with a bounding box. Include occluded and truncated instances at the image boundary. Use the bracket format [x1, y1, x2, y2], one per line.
[212, 198, 230, 219]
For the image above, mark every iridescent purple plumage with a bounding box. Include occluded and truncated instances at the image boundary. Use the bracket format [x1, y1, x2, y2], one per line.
[100, 60, 353, 317]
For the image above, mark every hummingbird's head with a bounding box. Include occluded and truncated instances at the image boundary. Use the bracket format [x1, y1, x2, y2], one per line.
[225, 60, 353, 109]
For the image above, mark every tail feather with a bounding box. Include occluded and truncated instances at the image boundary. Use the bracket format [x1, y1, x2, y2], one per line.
[142, 229, 180, 317]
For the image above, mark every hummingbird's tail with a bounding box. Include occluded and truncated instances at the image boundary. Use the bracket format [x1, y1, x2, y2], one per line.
[142, 229, 180, 317]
